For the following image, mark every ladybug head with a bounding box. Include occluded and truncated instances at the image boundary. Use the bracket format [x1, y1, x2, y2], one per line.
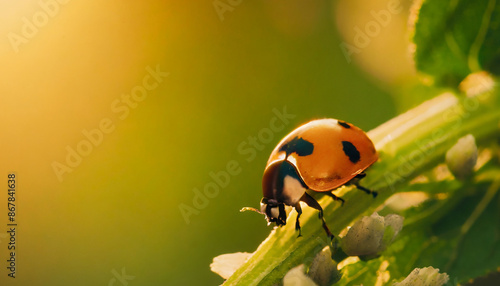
[258, 160, 304, 227]
[240, 197, 288, 226]
[241, 160, 305, 228]
[260, 197, 287, 226]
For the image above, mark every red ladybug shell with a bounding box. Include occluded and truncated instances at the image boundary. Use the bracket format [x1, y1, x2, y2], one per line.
[265, 119, 377, 192]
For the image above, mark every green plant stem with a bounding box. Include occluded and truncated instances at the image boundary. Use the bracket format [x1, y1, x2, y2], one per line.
[224, 89, 500, 286]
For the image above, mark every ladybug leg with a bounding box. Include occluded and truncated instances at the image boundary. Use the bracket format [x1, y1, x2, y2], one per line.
[294, 203, 303, 237]
[353, 172, 378, 198]
[355, 183, 378, 198]
[324, 192, 345, 206]
[300, 193, 334, 240]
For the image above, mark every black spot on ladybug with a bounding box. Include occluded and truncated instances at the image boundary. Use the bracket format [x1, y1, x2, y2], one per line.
[280, 136, 314, 158]
[342, 141, 360, 163]
[338, 121, 351, 128]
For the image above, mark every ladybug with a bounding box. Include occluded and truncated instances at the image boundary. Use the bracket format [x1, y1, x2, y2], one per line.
[242, 119, 378, 239]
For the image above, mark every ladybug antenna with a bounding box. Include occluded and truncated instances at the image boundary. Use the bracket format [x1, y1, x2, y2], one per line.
[240, 207, 264, 215]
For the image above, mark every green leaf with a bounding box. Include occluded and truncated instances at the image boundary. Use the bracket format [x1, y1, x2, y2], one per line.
[412, 0, 500, 85]
[393, 180, 500, 284]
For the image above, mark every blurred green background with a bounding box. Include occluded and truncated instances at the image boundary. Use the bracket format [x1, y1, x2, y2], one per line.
[0, 0, 414, 285]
